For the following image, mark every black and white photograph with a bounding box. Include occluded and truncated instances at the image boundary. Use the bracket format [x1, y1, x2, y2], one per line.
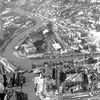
[0, 0, 100, 100]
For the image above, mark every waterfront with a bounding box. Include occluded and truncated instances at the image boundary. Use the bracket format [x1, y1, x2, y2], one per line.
[1, 8, 43, 100]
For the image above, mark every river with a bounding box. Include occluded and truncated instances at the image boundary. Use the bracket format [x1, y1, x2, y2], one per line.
[1, 8, 44, 69]
[1, 8, 44, 100]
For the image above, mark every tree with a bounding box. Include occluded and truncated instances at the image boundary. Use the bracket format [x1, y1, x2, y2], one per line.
[0, 39, 4, 47]
[95, 24, 100, 32]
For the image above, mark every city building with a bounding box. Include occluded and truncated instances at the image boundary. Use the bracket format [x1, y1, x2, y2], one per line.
[52, 43, 61, 53]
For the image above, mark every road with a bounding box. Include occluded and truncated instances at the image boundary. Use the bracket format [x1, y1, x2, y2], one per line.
[2, 7, 44, 68]
[1, 5, 100, 100]
[2, 6, 100, 68]
[1, 8, 43, 100]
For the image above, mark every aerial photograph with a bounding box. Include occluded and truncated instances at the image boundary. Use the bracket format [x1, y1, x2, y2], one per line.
[1, 0, 100, 100]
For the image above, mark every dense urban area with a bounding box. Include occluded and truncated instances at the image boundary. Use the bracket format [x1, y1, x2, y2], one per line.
[0, 0, 100, 100]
